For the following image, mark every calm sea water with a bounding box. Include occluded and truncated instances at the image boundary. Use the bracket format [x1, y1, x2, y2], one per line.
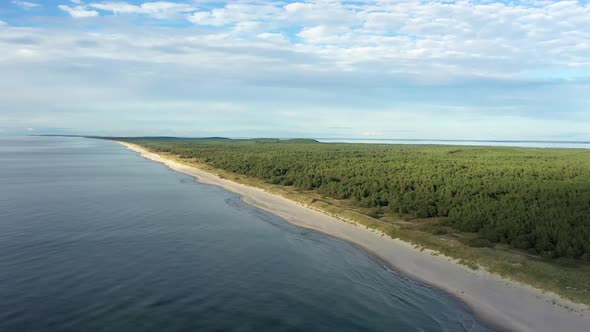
[0, 137, 493, 332]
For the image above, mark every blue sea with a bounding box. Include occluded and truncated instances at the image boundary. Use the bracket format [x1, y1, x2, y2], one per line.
[0, 136, 493, 331]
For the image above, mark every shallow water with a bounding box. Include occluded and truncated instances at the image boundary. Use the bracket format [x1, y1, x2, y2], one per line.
[0, 136, 493, 331]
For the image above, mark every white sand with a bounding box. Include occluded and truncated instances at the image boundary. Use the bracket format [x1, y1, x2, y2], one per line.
[121, 141, 590, 332]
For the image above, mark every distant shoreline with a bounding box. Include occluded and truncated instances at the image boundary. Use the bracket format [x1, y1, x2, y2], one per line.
[28, 135, 590, 149]
[317, 138, 590, 143]
[315, 138, 590, 149]
[119, 141, 590, 332]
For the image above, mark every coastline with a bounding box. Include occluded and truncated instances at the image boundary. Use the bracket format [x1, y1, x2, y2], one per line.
[119, 141, 590, 332]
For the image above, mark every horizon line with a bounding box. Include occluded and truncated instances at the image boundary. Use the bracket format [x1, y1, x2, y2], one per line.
[29, 134, 590, 144]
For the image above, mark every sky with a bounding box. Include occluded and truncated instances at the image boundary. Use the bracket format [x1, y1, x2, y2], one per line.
[0, 0, 589, 140]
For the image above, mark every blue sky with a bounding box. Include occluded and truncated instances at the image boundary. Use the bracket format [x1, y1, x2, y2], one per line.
[1, 0, 589, 140]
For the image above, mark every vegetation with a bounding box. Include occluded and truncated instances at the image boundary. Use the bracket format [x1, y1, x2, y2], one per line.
[115, 137, 590, 304]
[121, 138, 590, 259]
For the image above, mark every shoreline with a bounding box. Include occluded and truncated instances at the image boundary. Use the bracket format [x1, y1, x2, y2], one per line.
[119, 141, 590, 332]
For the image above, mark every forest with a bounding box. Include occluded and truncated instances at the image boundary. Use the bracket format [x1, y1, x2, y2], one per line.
[119, 137, 590, 260]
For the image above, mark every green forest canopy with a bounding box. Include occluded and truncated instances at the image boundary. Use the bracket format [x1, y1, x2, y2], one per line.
[121, 138, 590, 260]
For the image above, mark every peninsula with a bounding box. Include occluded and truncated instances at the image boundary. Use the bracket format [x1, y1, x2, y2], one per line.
[118, 138, 590, 332]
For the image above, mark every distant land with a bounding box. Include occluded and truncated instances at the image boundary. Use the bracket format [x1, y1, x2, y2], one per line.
[115, 136, 590, 331]
[35, 135, 590, 149]
[113, 136, 590, 299]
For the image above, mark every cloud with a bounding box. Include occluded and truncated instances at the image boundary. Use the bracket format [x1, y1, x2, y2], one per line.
[58, 5, 99, 18]
[6, 0, 590, 81]
[257, 32, 287, 44]
[283, 1, 359, 27]
[89, 2, 197, 19]
[12, 1, 40, 9]
[181, 0, 590, 79]
[1, 0, 589, 139]
[0, 20, 6, 26]
[297, 25, 351, 44]
[188, 3, 281, 26]
[187, 11, 226, 26]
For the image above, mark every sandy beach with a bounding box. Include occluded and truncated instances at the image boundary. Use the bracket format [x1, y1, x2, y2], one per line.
[120, 141, 590, 332]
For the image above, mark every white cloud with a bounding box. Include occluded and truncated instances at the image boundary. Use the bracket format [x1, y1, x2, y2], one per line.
[0, 20, 6, 26]
[188, 11, 226, 26]
[283, 1, 359, 27]
[0, 0, 590, 138]
[188, 3, 281, 26]
[181, 0, 590, 79]
[59, 5, 99, 18]
[1, 0, 589, 139]
[360, 12, 406, 33]
[12, 1, 40, 9]
[297, 25, 351, 44]
[233, 21, 263, 34]
[257, 32, 287, 44]
[0, 36, 588, 139]
[89, 2, 196, 19]
[6, 0, 590, 80]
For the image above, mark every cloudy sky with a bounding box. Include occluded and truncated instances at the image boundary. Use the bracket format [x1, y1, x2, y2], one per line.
[1, 0, 589, 139]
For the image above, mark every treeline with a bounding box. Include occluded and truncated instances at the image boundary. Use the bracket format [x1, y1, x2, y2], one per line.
[123, 138, 590, 260]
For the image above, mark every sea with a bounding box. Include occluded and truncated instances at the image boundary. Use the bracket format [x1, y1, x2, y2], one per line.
[0, 136, 493, 331]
